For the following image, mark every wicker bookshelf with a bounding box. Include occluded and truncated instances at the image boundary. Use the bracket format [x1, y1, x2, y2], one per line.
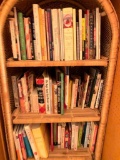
[0, 0, 119, 160]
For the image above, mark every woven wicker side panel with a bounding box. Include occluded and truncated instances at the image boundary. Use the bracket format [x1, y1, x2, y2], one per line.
[102, 49, 120, 160]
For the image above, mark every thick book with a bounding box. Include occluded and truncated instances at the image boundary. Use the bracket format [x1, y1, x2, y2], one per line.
[39, 8, 47, 60]
[53, 123, 58, 146]
[33, 4, 42, 60]
[63, 7, 74, 60]
[30, 88, 39, 113]
[13, 7, 21, 60]
[36, 76, 46, 113]
[24, 124, 40, 160]
[9, 19, 18, 60]
[18, 12, 27, 60]
[31, 123, 49, 158]
[24, 17, 34, 60]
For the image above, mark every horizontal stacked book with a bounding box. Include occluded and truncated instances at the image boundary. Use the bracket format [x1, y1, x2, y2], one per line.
[9, 6, 101, 61]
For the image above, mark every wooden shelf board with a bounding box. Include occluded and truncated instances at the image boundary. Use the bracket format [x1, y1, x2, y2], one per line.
[6, 57, 108, 67]
[27, 148, 92, 160]
[12, 108, 100, 124]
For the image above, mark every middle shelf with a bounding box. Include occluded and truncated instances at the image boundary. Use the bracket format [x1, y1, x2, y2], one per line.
[12, 108, 100, 124]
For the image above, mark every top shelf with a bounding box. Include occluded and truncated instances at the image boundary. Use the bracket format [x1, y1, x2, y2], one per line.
[6, 56, 108, 67]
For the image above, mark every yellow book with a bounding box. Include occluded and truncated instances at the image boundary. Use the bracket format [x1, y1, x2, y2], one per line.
[31, 123, 49, 158]
[82, 18, 86, 41]
[39, 7, 47, 60]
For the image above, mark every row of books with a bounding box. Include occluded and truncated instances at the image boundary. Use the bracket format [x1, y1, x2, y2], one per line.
[9, 5, 101, 61]
[11, 67, 104, 114]
[51, 122, 98, 152]
[13, 122, 98, 160]
[13, 123, 49, 160]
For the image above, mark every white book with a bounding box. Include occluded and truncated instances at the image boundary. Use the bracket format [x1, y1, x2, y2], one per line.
[98, 12, 101, 59]
[79, 9, 82, 60]
[58, 9, 64, 61]
[63, 7, 74, 60]
[74, 123, 79, 151]
[43, 72, 51, 114]
[84, 122, 91, 148]
[61, 123, 66, 148]
[30, 88, 39, 113]
[51, 9, 60, 61]
[13, 7, 21, 60]
[33, 4, 42, 60]
[24, 124, 40, 160]
[71, 122, 75, 149]
[13, 125, 23, 160]
[58, 123, 62, 148]
[9, 19, 18, 60]
[73, 8, 76, 60]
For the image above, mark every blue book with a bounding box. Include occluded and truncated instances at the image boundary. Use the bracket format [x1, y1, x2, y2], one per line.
[23, 129, 33, 158]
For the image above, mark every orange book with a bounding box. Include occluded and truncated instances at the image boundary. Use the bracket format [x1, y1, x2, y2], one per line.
[39, 7, 47, 60]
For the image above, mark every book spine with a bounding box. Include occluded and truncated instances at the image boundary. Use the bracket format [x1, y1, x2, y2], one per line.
[79, 9, 82, 60]
[56, 71, 61, 114]
[76, 22, 80, 60]
[18, 12, 27, 60]
[39, 8, 47, 60]
[77, 123, 83, 148]
[71, 123, 75, 149]
[58, 123, 61, 148]
[9, 19, 18, 60]
[60, 72, 64, 115]
[96, 8, 100, 59]
[44, 76, 51, 114]
[13, 7, 21, 60]
[18, 127, 27, 160]
[22, 129, 33, 158]
[58, 9, 64, 61]
[50, 123, 54, 151]
[64, 125, 69, 148]
[33, 4, 42, 60]
[30, 89, 39, 113]
[74, 123, 79, 151]
[94, 79, 104, 108]
[24, 17, 33, 60]
[21, 76, 30, 113]
[46, 9, 54, 61]
[84, 122, 91, 148]
[51, 9, 60, 61]
[53, 123, 58, 145]
[53, 83, 58, 114]
[24, 125, 40, 160]
[63, 7, 74, 60]
[65, 72, 69, 109]
[36, 78, 46, 113]
[89, 13, 95, 59]
[73, 8, 76, 60]
[11, 76, 20, 108]
[13, 126, 23, 160]
[61, 123, 65, 148]
[17, 79, 26, 113]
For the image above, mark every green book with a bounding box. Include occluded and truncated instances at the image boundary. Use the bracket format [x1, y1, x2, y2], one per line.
[18, 12, 27, 60]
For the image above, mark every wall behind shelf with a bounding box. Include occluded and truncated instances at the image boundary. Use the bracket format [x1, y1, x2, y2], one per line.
[102, 0, 120, 159]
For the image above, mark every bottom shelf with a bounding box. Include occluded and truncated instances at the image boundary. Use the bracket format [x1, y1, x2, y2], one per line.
[27, 148, 92, 160]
